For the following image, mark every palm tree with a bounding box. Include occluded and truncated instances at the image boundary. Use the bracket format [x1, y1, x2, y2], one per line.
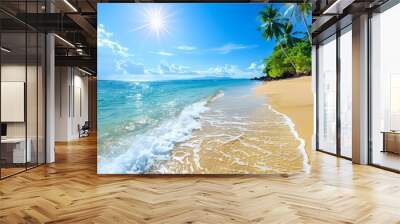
[259, 6, 284, 42]
[284, 3, 312, 44]
[281, 22, 301, 47]
[259, 5, 297, 72]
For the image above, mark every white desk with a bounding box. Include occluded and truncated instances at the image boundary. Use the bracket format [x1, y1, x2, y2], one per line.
[1, 138, 31, 163]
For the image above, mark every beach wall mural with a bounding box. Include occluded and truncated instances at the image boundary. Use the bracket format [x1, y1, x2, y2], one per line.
[97, 3, 312, 174]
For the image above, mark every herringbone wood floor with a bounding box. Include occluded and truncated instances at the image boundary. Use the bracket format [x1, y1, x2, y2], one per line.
[1, 135, 400, 224]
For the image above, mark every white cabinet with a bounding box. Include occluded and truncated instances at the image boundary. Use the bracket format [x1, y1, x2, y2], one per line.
[1, 138, 32, 163]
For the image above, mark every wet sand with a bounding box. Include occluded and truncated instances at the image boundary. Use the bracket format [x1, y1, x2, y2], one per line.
[155, 79, 311, 174]
[256, 76, 313, 158]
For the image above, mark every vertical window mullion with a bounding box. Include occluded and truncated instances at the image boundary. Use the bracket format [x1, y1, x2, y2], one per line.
[336, 29, 341, 157]
[36, 0, 39, 167]
[367, 11, 373, 165]
[316, 45, 320, 151]
[25, 0, 28, 171]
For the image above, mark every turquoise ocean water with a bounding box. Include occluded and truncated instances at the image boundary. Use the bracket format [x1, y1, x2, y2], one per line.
[97, 79, 257, 173]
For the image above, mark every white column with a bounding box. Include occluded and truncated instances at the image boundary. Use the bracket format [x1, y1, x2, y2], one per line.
[46, 32, 55, 163]
[54, 67, 74, 141]
[352, 14, 369, 164]
[45, 0, 56, 163]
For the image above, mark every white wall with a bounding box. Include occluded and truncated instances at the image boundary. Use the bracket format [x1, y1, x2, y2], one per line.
[72, 73, 89, 138]
[1, 65, 26, 139]
[1, 63, 46, 164]
[55, 67, 89, 141]
[55, 67, 70, 141]
[1, 65, 42, 137]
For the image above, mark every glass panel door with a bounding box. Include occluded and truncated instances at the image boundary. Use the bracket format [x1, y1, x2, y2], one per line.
[27, 31, 38, 169]
[370, 3, 400, 171]
[317, 35, 337, 154]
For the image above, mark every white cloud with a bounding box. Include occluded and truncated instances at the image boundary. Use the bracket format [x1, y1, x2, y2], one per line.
[98, 24, 131, 58]
[148, 62, 259, 78]
[197, 64, 255, 78]
[248, 62, 257, 70]
[115, 62, 261, 81]
[146, 61, 191, 75]
[258, 63, 266, 70]
[176, 45, 197, 51]
[211, 43, 258, 54]
[148, 62, 253, 77]
[98, 24, 147, 76]
[248, 62, 265, 71]
[115, 59, 145, 75]
[157, 51, 174, 56]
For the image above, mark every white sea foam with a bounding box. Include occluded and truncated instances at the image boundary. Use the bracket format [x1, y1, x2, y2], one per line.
[210, 90, 224, 102]
[266, 105, 311, 173]
[98, 92, 223, 174]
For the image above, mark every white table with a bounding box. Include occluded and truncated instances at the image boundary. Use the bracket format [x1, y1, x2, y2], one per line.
[1, 138, 31, 163]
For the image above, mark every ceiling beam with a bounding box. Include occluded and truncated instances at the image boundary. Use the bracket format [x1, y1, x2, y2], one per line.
[67, 13, 97, 45]
[55, 55, 96, 73]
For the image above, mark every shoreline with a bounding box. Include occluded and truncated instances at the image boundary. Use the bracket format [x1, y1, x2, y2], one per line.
[255, 76, 313, 159]
[157, 81, 309, 174]
[265, 104, 310, 172]
[99, 78, 313, 174]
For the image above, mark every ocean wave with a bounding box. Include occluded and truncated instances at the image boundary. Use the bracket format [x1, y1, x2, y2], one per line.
[98, 91, 223, 174]
[209, 90, 224, 102]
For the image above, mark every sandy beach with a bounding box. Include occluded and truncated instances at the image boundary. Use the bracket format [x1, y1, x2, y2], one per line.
[154, 78, 312, 174]
[256, 76, 314, 158]
[99, 78, 312, 174]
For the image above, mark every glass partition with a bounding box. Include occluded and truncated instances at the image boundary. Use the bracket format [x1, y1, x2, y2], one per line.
[0, 1, 46, 179]
[370, 3, 400, 171]
[339, 26, 352, 158]
[38, 32, 45, 165]
[27, 31, 38, 169]
[317, 35, 337, 154]
[1, 31, 28, 177]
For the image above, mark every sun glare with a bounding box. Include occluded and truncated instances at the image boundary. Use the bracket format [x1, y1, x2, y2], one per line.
[133, 6, 171, 38]
[149, 11, 164, 32]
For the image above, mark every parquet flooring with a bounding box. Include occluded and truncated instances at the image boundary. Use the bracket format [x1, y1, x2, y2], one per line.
[1, 134, 400, 223]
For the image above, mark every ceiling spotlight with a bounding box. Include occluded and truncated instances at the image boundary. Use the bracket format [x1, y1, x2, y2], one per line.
[76, 48, 85, 55]
[1, 47, 11, 53]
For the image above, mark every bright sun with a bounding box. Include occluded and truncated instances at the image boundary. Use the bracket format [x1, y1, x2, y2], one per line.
[133, 6, 171, 38]
[149, 12, 164, 32]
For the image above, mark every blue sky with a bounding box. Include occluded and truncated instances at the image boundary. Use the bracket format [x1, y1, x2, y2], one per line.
[98, 3, 310, 81]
